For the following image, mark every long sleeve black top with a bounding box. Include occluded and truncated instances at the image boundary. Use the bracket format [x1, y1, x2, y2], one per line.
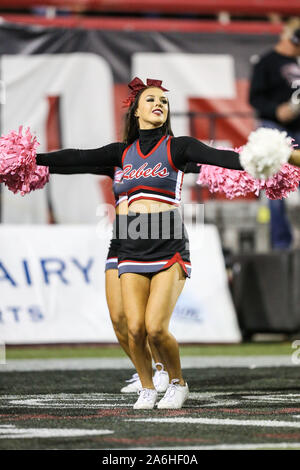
[37, 126, 243, 173]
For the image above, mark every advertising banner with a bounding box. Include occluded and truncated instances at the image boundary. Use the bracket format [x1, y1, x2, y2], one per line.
[0, 224, 241, 344]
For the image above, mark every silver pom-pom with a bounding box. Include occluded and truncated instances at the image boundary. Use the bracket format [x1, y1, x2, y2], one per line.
[240, 128, 293, 179]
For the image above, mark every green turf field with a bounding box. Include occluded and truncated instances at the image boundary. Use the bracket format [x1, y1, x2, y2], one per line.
[5, 342, 295, 360]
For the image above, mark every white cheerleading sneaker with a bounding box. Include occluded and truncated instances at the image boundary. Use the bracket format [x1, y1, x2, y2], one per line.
[157, 379, 189, 409]
[133, 388, 158, 410]
[120, 372, 142, 394]
[153, 363, 169, 393]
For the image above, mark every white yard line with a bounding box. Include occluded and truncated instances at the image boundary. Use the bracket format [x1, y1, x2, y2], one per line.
[0, 355, 296, 372]
[119, 443, 300, 450]
[126, 417, 300, 428]
[0, 425, 113, 439]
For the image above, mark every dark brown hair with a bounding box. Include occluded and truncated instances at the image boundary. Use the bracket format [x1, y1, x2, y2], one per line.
[122, 87, 174, 144]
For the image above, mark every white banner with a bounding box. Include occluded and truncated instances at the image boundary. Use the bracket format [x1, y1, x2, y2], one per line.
[2, 53, 115, 224]
[0, 224, 241, 344]
[169, 224, 242, 343]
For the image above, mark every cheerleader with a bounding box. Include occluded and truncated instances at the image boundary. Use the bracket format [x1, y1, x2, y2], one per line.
[48, 164, 170, 394]
[104, 167, 170, 394]
[35, 77, 300, 409]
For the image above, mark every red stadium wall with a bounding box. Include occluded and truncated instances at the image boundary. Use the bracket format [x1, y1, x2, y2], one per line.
[0, 0, 299, 15]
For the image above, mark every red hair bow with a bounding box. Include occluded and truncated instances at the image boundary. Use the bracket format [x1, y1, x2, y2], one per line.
[122, 77, 169, 108]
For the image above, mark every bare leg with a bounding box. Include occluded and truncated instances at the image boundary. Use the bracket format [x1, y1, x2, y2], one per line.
[145, 263, 186, 385]
[106, 269, 168, 373]
[121, 272, 154, 389]
[149, 343, 166, 370]
[105, 269, 131, 359]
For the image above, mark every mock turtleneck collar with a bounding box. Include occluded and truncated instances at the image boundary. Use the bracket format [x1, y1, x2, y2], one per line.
[137, 126, 166, 154]
[138, 126, 165, 141]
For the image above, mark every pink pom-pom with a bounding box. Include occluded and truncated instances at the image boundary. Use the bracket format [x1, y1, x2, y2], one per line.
[259, 164, 300, 200]
[0, 126, 43, 195]
[197, 144, 300, 200]
[197, 165, 260, 199]
[197, 145, 260, 199]
[28, 165, 50, 191]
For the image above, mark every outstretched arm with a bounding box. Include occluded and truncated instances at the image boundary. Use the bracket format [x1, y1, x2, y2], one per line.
[48, 166, 114, 177]
[36, 143, 123, 169]
[184, 161, 201, 174]
[173, 137, 243, 171]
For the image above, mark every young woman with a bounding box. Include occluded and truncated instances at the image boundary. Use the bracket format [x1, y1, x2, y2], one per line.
[36, 77, 300, 409]
[48, 163, 170, 394]
[104, 167, 170, 394]
[106, 162, 200, 394]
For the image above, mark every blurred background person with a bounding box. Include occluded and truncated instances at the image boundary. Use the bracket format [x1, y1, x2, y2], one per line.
[249, 18, 300, 250]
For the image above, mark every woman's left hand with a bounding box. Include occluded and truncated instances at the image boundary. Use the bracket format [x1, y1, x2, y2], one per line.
[289, 149, 300, 167]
